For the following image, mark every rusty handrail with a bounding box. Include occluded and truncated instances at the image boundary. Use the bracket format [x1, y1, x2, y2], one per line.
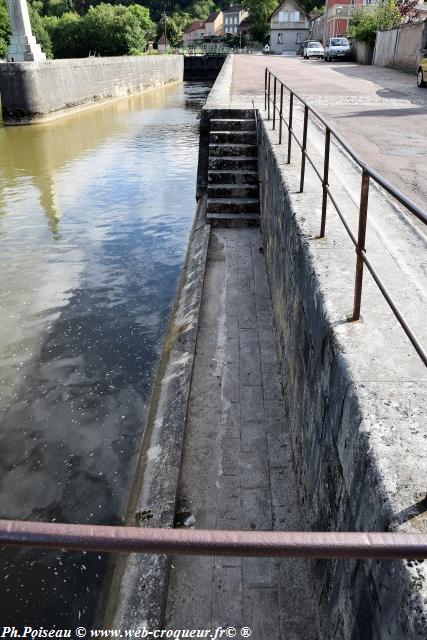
[1, 519, 427, 559]
[264, 69, 427, 367]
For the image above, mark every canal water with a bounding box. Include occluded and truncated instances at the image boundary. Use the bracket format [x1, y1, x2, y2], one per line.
[0, 81, 211, 625]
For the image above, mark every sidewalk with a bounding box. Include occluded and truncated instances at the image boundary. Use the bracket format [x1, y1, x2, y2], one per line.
[164, 228, 318, 639]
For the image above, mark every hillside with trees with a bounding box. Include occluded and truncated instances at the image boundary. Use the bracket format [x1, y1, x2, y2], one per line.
[0, 0, 327, 59]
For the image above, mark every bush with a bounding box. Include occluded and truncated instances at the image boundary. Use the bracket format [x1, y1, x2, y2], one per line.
[348, 8, 378, 45]
[349, 0, 402, 45]
[0, 0, 11, 59]
[81, 4, 148, 56]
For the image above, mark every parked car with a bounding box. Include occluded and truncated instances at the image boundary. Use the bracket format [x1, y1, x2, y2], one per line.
[303, 41, 324, 59]
[324, 37, 351, 61]
[417, 49, 427, 87]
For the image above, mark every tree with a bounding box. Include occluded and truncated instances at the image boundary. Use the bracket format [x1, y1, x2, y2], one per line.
[191, 0, 215, 20]
[376, 0, 401, 29]
[43, 0, 75, 17]
[29, 3, 54, 56]
[348, 8, 378, 45]
[157, 11, 191, 47]
[128, 4, 156, 41]
[396, 0, 420, 22]
[243, 0, 276, 44]
[81, 3, 148, 55]
[0, 0, 11, 59]
[349, 0, 402, 47]
[46, 11, 87, 57]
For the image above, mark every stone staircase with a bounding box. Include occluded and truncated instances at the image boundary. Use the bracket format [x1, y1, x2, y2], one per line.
[207, 109, 260, 226]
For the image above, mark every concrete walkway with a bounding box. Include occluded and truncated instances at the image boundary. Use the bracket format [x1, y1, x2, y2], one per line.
[231, 55, 427, 213]
[164, 228, 317, 639]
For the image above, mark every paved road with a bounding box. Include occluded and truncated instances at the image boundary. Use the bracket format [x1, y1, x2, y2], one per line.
[232, 55, 427, 213]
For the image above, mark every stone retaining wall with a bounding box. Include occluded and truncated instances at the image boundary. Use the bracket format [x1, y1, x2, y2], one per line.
[373, 21, 427, 73]
[257, 114, 427, 640]
[0, 55, 183, 124]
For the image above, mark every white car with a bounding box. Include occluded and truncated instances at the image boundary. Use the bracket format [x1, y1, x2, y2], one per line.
[303, 41, 324, 59]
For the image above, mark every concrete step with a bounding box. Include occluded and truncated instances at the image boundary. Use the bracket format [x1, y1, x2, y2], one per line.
[209, 143, 257, 158]
[208, 109, 255, 120]
[210, 131, 256, 145]
[208, 183, 259, 199]
[208, 170, 259, 185]
[207, 212, 260, 227]
[207, 197, 260, 214]
[210, 118, 256, 132]
[209, 156, 258, 171]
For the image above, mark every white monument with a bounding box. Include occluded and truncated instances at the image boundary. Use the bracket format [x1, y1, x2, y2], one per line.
[5, 0, 46, 62]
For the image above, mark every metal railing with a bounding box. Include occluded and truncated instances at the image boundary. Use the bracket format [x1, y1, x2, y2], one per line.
[1, 519, 427, 559]
[264, 68, 427, 367]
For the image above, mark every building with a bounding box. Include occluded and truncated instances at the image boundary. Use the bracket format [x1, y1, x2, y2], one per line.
[204, 10, 224, 37]
[238, 17, 251, 36]
[223, 5, 248, 35]
[157, 33, 170, 52]
[323, 0, 367, 44]
[182, 20, 206, 46]
[269, 0, 311, 54]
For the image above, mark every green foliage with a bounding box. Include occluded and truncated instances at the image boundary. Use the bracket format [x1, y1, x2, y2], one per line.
[191, 0, 215, 20]
[348, 8, 378, 45]
[44, 0, 75, 17]
[157, 10, 192, 47]
[349, 0, 402, 45]
[242, 0, 276, 43]
[0, 0, 11, 59]
[377, 0, 402, 28]
[79, 4, 144, 55]
[298, 0, 325, 14]
[128, 4, 156, 40]
[45, 11, 86, 57]
[29, 4, 54, 56]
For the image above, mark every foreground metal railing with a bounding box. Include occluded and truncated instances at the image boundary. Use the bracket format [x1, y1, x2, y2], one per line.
[264, 68, 427, 367]
[1, 519, 427, 558]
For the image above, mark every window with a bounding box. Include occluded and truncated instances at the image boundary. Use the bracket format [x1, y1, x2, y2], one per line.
[279, 11, 288, 21]
[296, 33, 302, 43]
[295, 11, 300, 21]
[234, 16, 238, 24]
[277, 32, 283, 44]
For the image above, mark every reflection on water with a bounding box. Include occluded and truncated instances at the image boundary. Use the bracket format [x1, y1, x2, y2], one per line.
[0, 82, 211, 624]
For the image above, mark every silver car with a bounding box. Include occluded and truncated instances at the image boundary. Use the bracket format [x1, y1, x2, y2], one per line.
[303, 41, 324, 59]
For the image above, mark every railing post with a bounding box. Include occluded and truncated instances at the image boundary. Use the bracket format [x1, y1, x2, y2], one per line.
[264, 68, 267, 111]
[278, 83, 284, 144]
[287, 93, 293, 164]
[352, 171, 370, 321]
[267, 72, 271, 120]
[320, 128, 330, 238]
[272, 76, 277, 130]
[299, 105, 309, 193]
